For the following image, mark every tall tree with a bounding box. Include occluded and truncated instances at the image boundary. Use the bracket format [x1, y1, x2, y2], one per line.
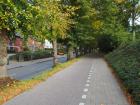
[0, 0, 21, 78]
[61, 0, 96, 56]
[42, 0, 74, 65]
[0, 0, 42, 78]
[113, 0, 140, 41]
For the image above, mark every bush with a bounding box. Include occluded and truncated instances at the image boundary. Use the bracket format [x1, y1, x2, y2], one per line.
[16, 49, 53, 61]
[97, 34, 118, 53]
[106, 41, 140, 105]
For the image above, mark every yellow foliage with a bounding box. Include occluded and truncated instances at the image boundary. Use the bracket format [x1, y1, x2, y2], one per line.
[92, 20, 103, 30]
[42, 0, 76, 39]
[114, 0, 125, 4]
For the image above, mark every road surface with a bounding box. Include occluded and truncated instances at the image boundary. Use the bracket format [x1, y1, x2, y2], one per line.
[5, 57, 130, 105]
[8, 57, 67, 80]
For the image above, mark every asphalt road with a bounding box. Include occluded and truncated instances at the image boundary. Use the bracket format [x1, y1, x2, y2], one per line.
[8, 57, 67, 80]
[5, 57, 130, 105]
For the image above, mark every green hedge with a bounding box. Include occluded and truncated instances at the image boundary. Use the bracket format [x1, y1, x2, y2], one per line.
[106, 41, 140, 105]
[16, 49, 53, 61]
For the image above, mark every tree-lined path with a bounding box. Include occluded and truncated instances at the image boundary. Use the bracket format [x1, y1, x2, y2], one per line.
[4, 57, 129, 105]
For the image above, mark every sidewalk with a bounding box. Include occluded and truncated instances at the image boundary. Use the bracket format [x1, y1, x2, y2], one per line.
[7, 55, 66, 70]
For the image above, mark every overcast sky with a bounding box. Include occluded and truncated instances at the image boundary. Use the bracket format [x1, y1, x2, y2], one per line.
[129, 1, 140, 26]
[129, 17, 140, 26]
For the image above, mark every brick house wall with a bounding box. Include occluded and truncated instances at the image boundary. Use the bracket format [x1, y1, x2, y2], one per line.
[14, 36, 23, 52]
[27, 37, 44, 51]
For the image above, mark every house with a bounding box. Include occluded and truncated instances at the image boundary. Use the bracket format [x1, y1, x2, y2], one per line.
[14, 35, 23, 52]
[27, 37, 44, 51]
[7, 33, 23, 53]
[7, 31, 52, 53]
[44, 39, 53, 49]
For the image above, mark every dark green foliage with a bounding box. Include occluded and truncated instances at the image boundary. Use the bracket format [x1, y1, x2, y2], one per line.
[106, 41, 140, 105]
[97, 34, 118, 53]
[16, 49, 53, 61]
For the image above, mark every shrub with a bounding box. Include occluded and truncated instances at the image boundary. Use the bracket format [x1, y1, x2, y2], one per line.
[106, 41, 140, 105]
[16, 49, 53, 61]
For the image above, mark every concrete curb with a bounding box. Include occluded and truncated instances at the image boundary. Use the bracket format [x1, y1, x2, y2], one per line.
[7, 56, 66, 70]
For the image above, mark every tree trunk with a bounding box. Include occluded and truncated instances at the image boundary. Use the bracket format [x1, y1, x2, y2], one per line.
[132, 12, 136, 41]
[0, 30, 8, 78]
[67, 46, 70, 61]
[132, 30, 136, 41]
[74, 47, 78, 58]
[132, 0, 136, 41]
[53, 39, 58, 66]
[67, 46, 74, 60]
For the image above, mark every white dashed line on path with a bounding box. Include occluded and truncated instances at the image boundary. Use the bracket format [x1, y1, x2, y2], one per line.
[88, 77, 91, 80]
[82, 95, 87, 99]
[89, 72, 93, 74]
[88, 74, 91, 77]
[79, 64, 94, 105]
[84, 88, 88, 92]
[79, 103, 85, 105]
[89, 71, 93, 73]
[85, 84, 90, 87]
[88, 73, 92, 75]
[86, 80, 90, 83]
